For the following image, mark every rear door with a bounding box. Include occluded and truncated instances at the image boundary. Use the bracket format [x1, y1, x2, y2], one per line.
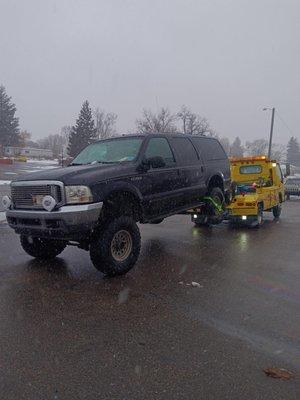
[169, 137, 206, 207]
[192, 137, 230, 189]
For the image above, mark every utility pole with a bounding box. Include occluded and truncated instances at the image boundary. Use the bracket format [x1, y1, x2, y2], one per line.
[268, 107, 275, 158]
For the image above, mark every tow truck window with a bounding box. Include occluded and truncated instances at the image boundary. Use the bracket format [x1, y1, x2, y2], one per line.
[240, 165, 262, 174]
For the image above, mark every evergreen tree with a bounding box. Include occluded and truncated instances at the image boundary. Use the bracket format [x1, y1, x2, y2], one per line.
[0, 85, 20, 149]
[68, 100, 97, 157]
[286, 136, 300, 166]
[229, 137, 243, 157]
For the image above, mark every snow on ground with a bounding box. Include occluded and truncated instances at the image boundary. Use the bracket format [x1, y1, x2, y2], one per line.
[27, 159, 59, 165]
[0, 180, 11, 185]
[0, 212, 6, 222]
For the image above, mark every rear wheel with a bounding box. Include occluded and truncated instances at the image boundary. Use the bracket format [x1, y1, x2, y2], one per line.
[90, 216, 141, 276]
[20, 235, 66, 259]
[273, 204, 282, 218]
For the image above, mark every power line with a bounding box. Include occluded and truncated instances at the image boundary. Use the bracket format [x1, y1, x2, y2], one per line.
[275, 111, 296, 137]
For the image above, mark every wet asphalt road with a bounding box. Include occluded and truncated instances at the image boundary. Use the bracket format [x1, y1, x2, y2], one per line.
[0, 161, 299, 398]
[0, 193, 299, 399]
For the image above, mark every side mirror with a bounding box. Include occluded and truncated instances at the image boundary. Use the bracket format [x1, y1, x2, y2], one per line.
[138, 156, 166, 172]
[147, 156, 166, 169]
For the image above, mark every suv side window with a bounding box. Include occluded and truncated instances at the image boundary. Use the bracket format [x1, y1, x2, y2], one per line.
[171, 138, 199, 166]
[193, 137, 226, 161]
[145, 138, 175, 166]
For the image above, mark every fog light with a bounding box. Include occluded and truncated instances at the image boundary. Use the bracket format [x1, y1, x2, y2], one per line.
[193, 214, 198, 219]
[2, 195, 12, 210]
[42, 195, 57, 211]
[242, 215, 247, 220]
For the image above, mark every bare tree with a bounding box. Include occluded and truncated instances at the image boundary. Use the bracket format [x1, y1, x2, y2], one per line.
[136, 107, 178, 134]
[244, 139, 268, 156]
[229, 137, 244, 157]
[18, 130, 32, 147]
[94, 108, 117, 139]
[219, 137, 231, 155]
[37, 134, 67, 158]
[60, 125, 71, 143]
[177, 105, 213, 136]
[271, 143, 286, 162]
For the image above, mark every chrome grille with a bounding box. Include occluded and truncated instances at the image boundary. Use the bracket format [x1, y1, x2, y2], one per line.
[11, 184, 62, 209]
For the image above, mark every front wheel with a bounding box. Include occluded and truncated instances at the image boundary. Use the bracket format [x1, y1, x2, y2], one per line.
[90, 216, 141, 276]
[254, 204, 264, 228]
[20, 235, 66, 259]
[273, 204, 282, 218]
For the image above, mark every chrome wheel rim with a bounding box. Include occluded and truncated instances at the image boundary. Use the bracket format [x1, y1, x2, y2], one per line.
[111, 230, 132, 262]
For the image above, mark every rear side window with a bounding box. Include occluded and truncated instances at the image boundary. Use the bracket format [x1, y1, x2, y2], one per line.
[171, 138, 198, 165]
[240, 165, 262, 174]
[192, 137, 226, 161]
[145, 137, 175, 166]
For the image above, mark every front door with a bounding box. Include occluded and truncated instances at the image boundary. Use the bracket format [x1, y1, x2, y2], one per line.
[138, 137, 181, 218]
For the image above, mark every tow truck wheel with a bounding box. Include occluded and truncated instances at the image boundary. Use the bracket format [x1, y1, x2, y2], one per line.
[193, 215, 209, 227]
[206, 187, 225, 225]
[90, 216, 141, 276]
[272, 204, 282, 218]
[255, 204, 264, 227]
[20, 235, 67, 259]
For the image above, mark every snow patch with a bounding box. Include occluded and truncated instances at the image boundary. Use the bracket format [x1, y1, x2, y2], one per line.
[27, 159, 59, 165]
[0, 212, 6, 223]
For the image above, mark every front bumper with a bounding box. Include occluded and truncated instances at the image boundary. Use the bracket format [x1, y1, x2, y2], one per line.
[6, 202, 103, 240]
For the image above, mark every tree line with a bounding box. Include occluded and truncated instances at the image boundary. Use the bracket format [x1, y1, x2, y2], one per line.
[1, 84, 300, 165]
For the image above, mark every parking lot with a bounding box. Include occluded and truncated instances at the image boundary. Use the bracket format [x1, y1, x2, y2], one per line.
[0, 161, 299, 399]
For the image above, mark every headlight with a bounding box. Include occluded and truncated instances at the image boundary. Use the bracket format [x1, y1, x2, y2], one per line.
[65, 186, 93, 204]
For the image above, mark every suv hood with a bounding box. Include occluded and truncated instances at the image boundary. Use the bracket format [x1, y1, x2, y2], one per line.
[13, 163, 136, 185]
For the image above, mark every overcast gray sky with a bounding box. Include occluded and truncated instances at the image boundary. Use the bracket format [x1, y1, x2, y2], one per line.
[1, 0, 299, 144]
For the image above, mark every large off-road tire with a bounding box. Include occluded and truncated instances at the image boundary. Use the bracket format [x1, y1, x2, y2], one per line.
[20, 235, 67, 259]
[90, 216, 141, 276]
[272, 204, 282, 218]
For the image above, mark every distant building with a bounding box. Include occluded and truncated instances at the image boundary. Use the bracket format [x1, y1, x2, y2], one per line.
[3, 146, 53, 159]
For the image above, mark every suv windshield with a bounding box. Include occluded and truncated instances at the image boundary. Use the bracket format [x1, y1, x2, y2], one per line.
[71, 138, 143, 165]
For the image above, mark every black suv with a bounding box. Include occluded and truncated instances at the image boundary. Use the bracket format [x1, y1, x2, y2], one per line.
[3, 133, 230, 276]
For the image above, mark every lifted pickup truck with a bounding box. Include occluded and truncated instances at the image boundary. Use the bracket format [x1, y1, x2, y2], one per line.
[2, 133, 230, 276]
[227, 156, 285, 227]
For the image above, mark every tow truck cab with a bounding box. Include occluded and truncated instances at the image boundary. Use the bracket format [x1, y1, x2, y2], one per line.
[227, 156, 285, 226]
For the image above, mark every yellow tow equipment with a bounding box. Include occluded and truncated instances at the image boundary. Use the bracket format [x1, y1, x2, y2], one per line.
[227, 156, 285, 227]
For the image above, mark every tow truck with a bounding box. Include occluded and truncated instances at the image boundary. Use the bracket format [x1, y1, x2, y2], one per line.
[227, 156, 285, 227]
